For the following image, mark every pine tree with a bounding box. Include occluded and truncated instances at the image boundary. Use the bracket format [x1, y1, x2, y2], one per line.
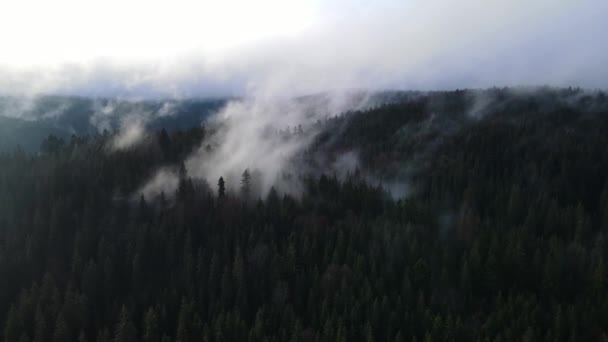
[33, 306, 49, 342]
[4, 306, 20, 342]
[241, 169, 251, 198]
[394, 330, 404, 342]
[53, 313, 70, 342]
[218, 177, 226, 198]
[96, 328, 111, 342]
[176, 299, 193, 342]
[143, 308, 160, 342]
[114, 306, 137, 342]
[78, 330, 88, 342]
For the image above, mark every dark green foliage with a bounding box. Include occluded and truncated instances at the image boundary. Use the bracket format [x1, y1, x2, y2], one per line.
[218, 177, 226, 198]
[241, 169, 251, 199]
[1, 88, 608, 341]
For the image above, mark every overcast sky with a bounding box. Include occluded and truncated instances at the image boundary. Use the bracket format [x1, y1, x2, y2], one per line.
[0, 0, 606, 98]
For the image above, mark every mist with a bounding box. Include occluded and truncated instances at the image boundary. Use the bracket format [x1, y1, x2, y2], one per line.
[2, 0, 607, 198]
[0, 1, 606, 98]
[139, 91, 382, 198]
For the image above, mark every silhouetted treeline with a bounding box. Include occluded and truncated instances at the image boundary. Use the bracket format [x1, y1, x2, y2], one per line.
[1, 88, 608, 341]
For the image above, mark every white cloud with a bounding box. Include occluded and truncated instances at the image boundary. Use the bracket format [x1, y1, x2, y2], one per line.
[137, 168, 180, 200]
[111, 116, 146, 150]
[0, 0, 605, 97]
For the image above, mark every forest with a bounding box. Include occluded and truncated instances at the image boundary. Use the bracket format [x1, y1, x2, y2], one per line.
[1, 88, 608, 341]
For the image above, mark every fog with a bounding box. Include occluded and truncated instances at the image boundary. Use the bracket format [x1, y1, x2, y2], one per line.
[0, 1, 606, 97]
[1, 0, 606, 198]
[138, 91, 381, 198]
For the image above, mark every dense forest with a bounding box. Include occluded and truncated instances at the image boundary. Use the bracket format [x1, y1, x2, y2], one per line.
[1, 88, 608, 341]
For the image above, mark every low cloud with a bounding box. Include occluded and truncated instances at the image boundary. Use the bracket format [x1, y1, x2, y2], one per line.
[0, 1, 606, 98]
[111, 116, 146, 150]
[3, 0, 606, 200]
[137, 168, 180, 200]
[183, 92, 375, 196]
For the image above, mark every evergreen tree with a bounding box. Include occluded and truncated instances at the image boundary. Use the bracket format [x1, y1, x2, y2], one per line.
[241, 169, 251, 198]
[53, 314, 70, 342]
[1, 89, 608, 341]
[218, 177, 226, 198]
[114, 306, 137, 342]
[4, 306, 19, 342]
[143, 308, 160, 342]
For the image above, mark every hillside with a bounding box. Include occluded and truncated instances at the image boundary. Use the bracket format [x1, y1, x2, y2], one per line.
[0, 96, 227, 152]
[1, 88, 608, 341]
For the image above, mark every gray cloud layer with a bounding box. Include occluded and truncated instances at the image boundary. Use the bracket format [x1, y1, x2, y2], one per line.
[0, 0, 606, 97]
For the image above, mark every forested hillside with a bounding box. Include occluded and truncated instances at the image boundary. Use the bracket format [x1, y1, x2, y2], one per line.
[0, 96, 227, 153]
[1, 88, 608, 341]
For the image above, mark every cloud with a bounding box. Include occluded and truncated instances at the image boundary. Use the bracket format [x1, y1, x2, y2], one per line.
[183, 94, 364, 196]
[102, 98, 184, 150]
[111, 115, 146, 150]
[137, 168, 180, 200]
[0, 0, 605, 97]
[131, 90, 380, 198]
[4, 0, 606, 198]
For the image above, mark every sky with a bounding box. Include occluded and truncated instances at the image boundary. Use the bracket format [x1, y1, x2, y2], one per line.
[0, 0, 606, 98]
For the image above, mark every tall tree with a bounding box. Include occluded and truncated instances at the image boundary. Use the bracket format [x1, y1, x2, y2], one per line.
[241, 169, 251, 198]
[114, 306, 137, 342]
[143, 308, 160, 342]
[3, 306, 19, 342]
[218, 177, 226, 198]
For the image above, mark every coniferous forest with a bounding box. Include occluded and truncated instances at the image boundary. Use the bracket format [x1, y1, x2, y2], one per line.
[2, 88, 608, 341]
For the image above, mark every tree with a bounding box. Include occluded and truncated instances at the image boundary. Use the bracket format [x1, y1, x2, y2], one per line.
[218, 177, 226, 198]
[158, 129, 171, 157]
[177, 163, 192, 199]
[2, 89, 608, 342]
[143, 308, 160, 342]
[4, 306, 19, 342]
[114, 306, 137, 342]
[53, 313, 70, 342]
[95, 329, 111, 342]
[241, 169, 251, 198]
[40, 134, 65, 155]
[78, 330, 88, 342]
[34, 306, 50, 342]
[176, 299, 196, 342]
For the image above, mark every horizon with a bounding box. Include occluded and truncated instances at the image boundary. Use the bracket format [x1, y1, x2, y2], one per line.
[1, 85, 606, 102]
